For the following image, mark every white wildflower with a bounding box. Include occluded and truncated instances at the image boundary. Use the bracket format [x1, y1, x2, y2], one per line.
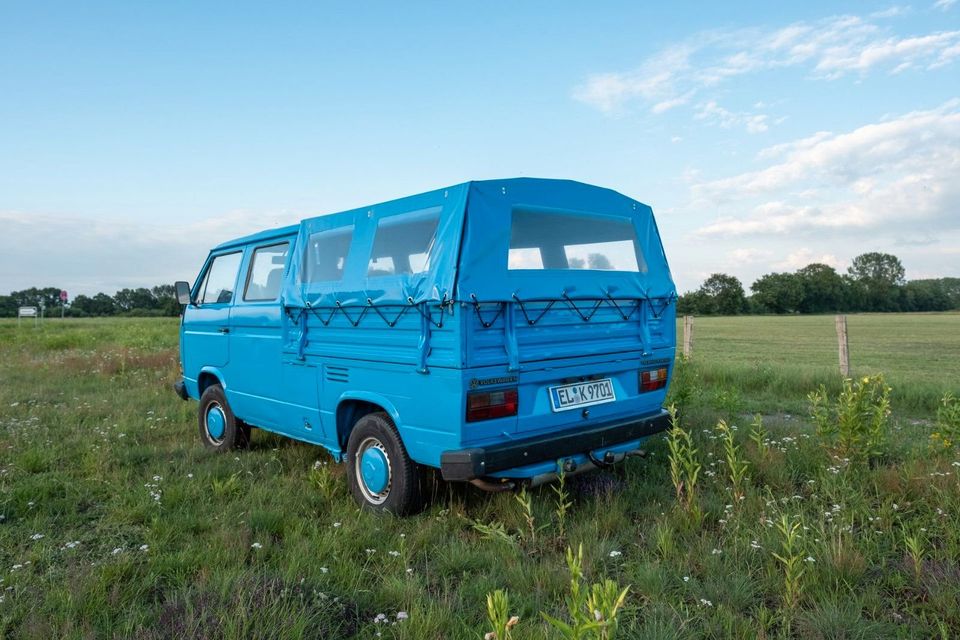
[608, 550, 622, 558]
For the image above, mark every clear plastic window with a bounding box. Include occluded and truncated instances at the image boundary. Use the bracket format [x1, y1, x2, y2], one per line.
[303, 226, 354, 282]
[508, 209, 645, 272]
[367, 207, 441, 276]
[244, 242, 289, 301]
[199, 252, 242, 304]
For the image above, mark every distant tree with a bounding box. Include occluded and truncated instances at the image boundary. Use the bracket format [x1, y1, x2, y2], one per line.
[902, 280, 952, 312]
[69, 294, 95, 315]
[795, 263, 847, 313]
[676, 290, 712, 315]
[92, 293, 118, 315]
[847, 252, 905, 311]
[113, 287, 157, 312]
[11, 287, 63, 312]
[941, 277, 960, 309]
[0, 295, 16, 317]
[699, 273, 748, 315]
[751, 272, 804, 314]
[151, 284, 180, 316]
[587, 253, 613, 270]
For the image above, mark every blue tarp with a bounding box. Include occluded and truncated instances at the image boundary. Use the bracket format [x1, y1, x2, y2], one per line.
[281, 178, 675, 309]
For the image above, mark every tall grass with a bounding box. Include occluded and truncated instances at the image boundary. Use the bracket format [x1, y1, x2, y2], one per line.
[1, 317, 959, 637]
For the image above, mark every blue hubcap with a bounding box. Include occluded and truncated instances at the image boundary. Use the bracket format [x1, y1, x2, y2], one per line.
[360, 446, 389, 494]
[206, 405, 226, 440]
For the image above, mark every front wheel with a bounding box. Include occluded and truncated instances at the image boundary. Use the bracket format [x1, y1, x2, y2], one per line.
[198, 384, 250, 451]
[345, 412, 424, 515]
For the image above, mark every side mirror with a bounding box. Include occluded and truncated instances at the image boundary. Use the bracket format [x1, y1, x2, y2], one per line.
[174, 281, 193, 305]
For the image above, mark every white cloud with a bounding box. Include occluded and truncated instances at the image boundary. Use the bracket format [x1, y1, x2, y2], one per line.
[871, 6, 912, 19]
[934, 0, 957, 11]
[773, 249, 846, 271]
[574, 14, 960, 114]
[728, 248, 774, 263]
[694, 101, 960, 237]
[0, 209, 301, 296]
[694, 101, 771, 133]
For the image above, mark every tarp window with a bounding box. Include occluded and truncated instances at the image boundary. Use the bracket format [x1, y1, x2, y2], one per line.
[367, 206, 442, 277]
[303, 226, 353, 283]
[508, 208, 646, 273]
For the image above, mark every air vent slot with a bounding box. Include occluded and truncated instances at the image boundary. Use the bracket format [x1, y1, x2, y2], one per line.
[325, 365, 349, 383]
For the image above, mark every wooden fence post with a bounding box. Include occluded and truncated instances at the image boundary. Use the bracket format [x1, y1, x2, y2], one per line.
[835, 315, 850, 377]
[683, 315, 694, 359]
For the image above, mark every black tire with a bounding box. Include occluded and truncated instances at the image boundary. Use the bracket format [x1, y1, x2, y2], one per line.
[345, 412, 425, 516]
[198, 384, 250, 451]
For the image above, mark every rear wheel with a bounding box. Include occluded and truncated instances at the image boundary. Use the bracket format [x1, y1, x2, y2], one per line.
[345, 412, 424, 515]
[198, 384, 250, 451]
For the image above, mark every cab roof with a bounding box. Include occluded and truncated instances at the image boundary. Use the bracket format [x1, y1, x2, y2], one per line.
[213, 224, 299, 251]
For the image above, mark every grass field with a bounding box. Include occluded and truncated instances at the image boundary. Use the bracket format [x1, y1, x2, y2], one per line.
[679, 313, 960, 414]
[1, 316, 959, 638]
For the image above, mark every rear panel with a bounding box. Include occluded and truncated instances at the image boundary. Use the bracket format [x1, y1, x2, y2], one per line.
[452, 179, 677, 451]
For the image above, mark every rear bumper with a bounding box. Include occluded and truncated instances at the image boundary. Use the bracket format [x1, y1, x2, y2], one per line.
[173, 378, 189, 401]
[440, 409, 670, 481]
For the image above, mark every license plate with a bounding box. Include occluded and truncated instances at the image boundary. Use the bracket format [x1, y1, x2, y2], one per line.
[549, 378, 616, 412]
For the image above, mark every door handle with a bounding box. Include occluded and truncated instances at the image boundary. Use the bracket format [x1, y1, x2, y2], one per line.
[218, 327, 230, 334]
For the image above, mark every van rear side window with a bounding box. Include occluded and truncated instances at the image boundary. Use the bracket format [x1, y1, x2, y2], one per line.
[199, 252, 242, 304]
[303, 226, 353, 283]
[367, 207, 441, 276]
[508, 209, 646, 272]
[244, 242, 289, 301]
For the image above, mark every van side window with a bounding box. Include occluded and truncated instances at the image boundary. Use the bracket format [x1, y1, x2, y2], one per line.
[367, 207, 441, 276]
[244, 242, 289, 301]
[508, 209, 646, 272]
[303, 226, 353, 283]
[199, 252, 242, 304]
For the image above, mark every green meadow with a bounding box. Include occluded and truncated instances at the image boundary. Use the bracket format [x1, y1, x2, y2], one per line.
[1, 315, 959, 638]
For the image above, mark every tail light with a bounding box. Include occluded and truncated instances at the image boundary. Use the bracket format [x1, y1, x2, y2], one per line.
[466, 388, 519, 422]
[639, 367, 668, 393]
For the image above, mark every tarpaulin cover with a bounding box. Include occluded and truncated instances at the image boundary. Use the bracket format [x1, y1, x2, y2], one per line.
[283, 184, 469, 309]
[282, 178, 675, 309]
[456, 179, 675, 302]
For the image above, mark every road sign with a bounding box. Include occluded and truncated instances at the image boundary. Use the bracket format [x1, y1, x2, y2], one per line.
[60, 290, 68, 302]
[18, 306, 39, 327]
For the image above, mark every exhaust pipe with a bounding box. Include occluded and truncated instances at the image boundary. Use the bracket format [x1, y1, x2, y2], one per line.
[527, 447, 646, 488]
[469, 478, 516, 493]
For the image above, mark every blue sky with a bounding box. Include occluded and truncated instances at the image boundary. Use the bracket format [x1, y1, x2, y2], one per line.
[2, 1, 958, 295]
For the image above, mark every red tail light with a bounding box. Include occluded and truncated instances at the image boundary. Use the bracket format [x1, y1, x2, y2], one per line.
[640, 367, 668, 392]
[466, 388, 519, 422]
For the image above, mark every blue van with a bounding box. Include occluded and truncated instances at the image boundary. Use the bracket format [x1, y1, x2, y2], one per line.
[174, 178, 676, 514]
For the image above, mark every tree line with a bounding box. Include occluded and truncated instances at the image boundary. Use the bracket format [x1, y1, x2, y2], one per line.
[2, 252, 957, 319]
[0, 286, 181, 318]
[677, 252, 959, 316]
